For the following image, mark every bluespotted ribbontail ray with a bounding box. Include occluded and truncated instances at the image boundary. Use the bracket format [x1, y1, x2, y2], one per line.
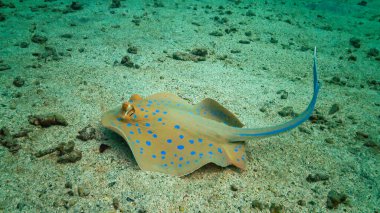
[101, 48, 320, 176]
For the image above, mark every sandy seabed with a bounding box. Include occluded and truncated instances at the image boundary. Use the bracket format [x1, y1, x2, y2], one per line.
[0, 0, 379, 212]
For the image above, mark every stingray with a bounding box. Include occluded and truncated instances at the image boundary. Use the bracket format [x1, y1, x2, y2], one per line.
[101, 48, 320, 176]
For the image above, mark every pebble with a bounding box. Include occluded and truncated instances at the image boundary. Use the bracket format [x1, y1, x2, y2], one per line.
[349, 37, 360, 48]
[278, 106, 295, 117]
[13, 76, 25, 87]
[306, 173, 329, 182]
[31, 34, 48, 44]
[251, 200, 264, 210]
[77, 125, 97, 141]
[328, 103, 340, 115]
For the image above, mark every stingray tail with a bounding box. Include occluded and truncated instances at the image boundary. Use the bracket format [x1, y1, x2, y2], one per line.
[231, 47, 320, 141]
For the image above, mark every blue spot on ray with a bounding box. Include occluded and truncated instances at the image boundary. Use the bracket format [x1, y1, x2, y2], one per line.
[189, 139, 194, 144]
[161, 151, 166, 155]
[157, 118, 162, 122]
[174, 125, 180, 129]
[146, 141, 151, 146]
[145, 123, 151, 127]
[190, 151, 196, 155]
[218, 148, 223, 153]
[167, 139, 172, 143]
[153, 134, 157, 138]
[179, 135, 184, 139]
[152, 154, 156, 159]
[177, 145, 184, 150]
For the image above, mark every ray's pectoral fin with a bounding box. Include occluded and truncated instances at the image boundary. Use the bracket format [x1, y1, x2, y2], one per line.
[195, 98, 244, 128]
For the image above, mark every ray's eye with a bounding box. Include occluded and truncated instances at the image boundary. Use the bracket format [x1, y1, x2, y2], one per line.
[121, 102, 136, 120]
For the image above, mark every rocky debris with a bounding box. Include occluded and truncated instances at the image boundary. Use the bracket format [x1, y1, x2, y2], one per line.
[28, 113, 68, 128]
[70, 2, 83, 10]
[251, 200, 265, 210]
[306, 173, 329, 182]
[13, 76, 25, 87]
[99, 143, 111, 153]
[19, 41, 29, 48]
[326, 190, 348, 209]
[190, 48, 208, 57]
[110, 0, 121, 8]
[127, 46, 138, 54]
[328, 103, 340, 115]
[172, 50, 207, 62]
[367, 48, 379, 57]
[56, 141, 82, 163]
[276, 90, 288, 99]
[209, 31, 223, 36]
[0, 13, 5, 21]
[367, 79, 379, 90]
[0, 127, 21, 153]
[349, 37, 360, 48]
[269, 203, 285, 213]
[31, 34, 48, 44]
[357, 1, 367, 6]
[0, 64, 11, 71]
[278, 106, 296, 117]
[77, 125, 98, 141]
[120, 55, 139, 68]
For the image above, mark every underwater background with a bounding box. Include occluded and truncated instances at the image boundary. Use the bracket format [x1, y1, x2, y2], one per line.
[1, 0, 379, 212]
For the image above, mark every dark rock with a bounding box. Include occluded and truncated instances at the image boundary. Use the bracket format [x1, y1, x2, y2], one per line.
[65, 181, 72, 189]
[306, 173, 329, 182]
[325, 138, 334, 144]
[70, 2, 83, 10]
[367, 48, 379, 57]
[120, 55, 137, 68]
[110, 0, 121, 8]
[57, 149, 82, 163]
[357, 1, 367, 6]
[328, 103, 340, 115]
[172, 52, 205, 62]
[348, 55, 357, 61]
[245, 31, 252, 36]
[349, 38, 360, 48]
[209, 31, 223, 36]
[326, 190, 348, 209]
[13, 76, 25, 87]
[28, 113, 68, 127]
[246, 10, 256, 16]
[0, 64, 11, 71]
[270, 37, 278, 44]
[239, 40, 250, 44]
[0, 127, 21, 153]
[190, 48, 208, 57]
[32, 34, 48, 44]
[0, 13, 5, 22]
[297, 200, 306, 206]
[251, 200, 264, 210]
[230, 184, 238, 191]
[278, 106, 295, 117]
[269, 203, 285, 213]
[20, 42, 29, 48]
[276, 90, 288, 99]
[99, 143, 111, 153]
[77, 125, 97, 141]
[127, 46, 138, 54]
[60, 33, 73, 39]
